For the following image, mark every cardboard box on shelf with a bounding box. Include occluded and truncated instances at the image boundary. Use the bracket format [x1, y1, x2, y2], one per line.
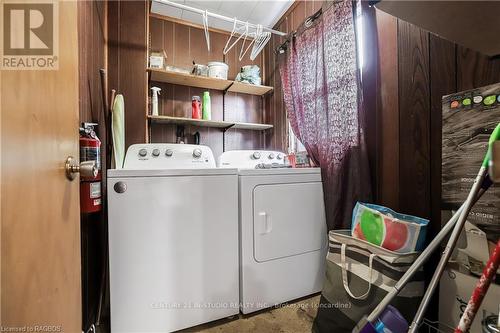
[149, 50, 167, 69]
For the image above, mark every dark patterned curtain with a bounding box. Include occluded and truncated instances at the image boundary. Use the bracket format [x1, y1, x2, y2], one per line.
[279, 0, 371, 230]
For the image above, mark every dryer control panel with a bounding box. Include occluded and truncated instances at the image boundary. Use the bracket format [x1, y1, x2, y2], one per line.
[218, 150, 286, 169]
[123, 144, 216, 169]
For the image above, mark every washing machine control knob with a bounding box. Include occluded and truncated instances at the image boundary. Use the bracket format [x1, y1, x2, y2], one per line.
[252, 152, 261, 159]
[165, 149, 173, 157]
[138, 148, 148, 157]
[152, 149, 160, 157]
[193, 148, 202, 158]
[268, 153, 275, 159]
[276, 153, 283, 160]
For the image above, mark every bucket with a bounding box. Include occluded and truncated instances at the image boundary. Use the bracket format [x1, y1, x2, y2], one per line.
[208, 62, 228, 79]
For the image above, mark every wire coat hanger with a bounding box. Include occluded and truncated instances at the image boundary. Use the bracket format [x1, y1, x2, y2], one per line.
[202, 10, 210, 51]
[223, 18, 247, 55]
[239, 22, 256, 61]
[250, 26, 271, 60]
[238, 22, 252, 61]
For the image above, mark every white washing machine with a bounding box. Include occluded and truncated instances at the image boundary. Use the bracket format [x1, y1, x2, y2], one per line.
[108, 144, 239, 332]
[219, 150, 327, 314]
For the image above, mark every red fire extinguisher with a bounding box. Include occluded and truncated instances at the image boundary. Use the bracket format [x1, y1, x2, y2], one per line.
[80, 123, 102, 213]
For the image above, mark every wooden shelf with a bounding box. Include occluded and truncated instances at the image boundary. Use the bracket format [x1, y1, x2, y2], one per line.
[232, 121, 273, 130]
[148, 115, 273, 131]
[149, 68, 233, 91]
[148, 68, 274, 96]
[227, 81, 273, 95]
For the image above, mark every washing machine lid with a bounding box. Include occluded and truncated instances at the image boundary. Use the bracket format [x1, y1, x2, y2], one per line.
[238, 167, 321, 176]
[108, 168, 238, 178]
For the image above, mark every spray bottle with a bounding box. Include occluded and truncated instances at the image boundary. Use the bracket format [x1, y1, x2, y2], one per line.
[151, 87, 161, 116]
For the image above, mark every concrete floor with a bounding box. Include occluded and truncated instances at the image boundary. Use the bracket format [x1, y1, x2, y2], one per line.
[181, 295, 320, 333]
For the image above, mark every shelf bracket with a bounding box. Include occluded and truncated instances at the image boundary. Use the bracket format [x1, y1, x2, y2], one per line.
[175, 124, 186, 142]
[224, 82, 235, 94]
[222, 123, 235, 133]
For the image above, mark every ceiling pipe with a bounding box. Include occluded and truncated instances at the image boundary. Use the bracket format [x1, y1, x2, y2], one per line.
[151, 0, 287, 37]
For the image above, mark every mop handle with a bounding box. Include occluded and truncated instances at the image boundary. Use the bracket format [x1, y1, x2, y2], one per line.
[408, 167, 487, 333]
[455, 239, 500, 333]
[365, 185, 488, 324]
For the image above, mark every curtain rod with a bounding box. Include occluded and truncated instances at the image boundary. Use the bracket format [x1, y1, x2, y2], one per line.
[276, 0, 367, 55]
[275, 8, 323, 55]
[152, 0, 287, 37]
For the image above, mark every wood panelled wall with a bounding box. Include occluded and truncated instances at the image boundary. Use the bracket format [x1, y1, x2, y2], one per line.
[79, 1, 106, 125]
[77, 1, 108, 331]
[148, 16, 265, 157]
[374, 9, 500, 224]
[263, 1, 323, 151]
[372, 8, 500, 319]
[108, 0, 149, 148]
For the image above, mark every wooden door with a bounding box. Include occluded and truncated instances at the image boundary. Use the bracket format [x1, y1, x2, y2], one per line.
[1, 1, 81, 331]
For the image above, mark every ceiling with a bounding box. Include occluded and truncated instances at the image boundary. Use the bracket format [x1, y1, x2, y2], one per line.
[151, 0, 293, 33]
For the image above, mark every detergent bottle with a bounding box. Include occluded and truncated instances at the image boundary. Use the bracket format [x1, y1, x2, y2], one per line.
[202, 91, 211, 120]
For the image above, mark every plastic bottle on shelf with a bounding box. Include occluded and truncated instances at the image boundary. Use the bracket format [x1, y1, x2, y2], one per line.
[192, 96, 201, 119]
[202, 91, 211, 120]
[150, 87, 161, 116]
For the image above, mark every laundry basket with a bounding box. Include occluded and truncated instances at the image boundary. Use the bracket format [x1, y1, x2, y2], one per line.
[312, 230, 425, 332]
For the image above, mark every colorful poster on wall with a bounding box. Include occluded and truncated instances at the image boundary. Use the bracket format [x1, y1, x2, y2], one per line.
[442, 82, 500, 236]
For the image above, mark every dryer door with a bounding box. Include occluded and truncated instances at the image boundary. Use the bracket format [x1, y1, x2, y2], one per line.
[253, 182, 326, 262]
